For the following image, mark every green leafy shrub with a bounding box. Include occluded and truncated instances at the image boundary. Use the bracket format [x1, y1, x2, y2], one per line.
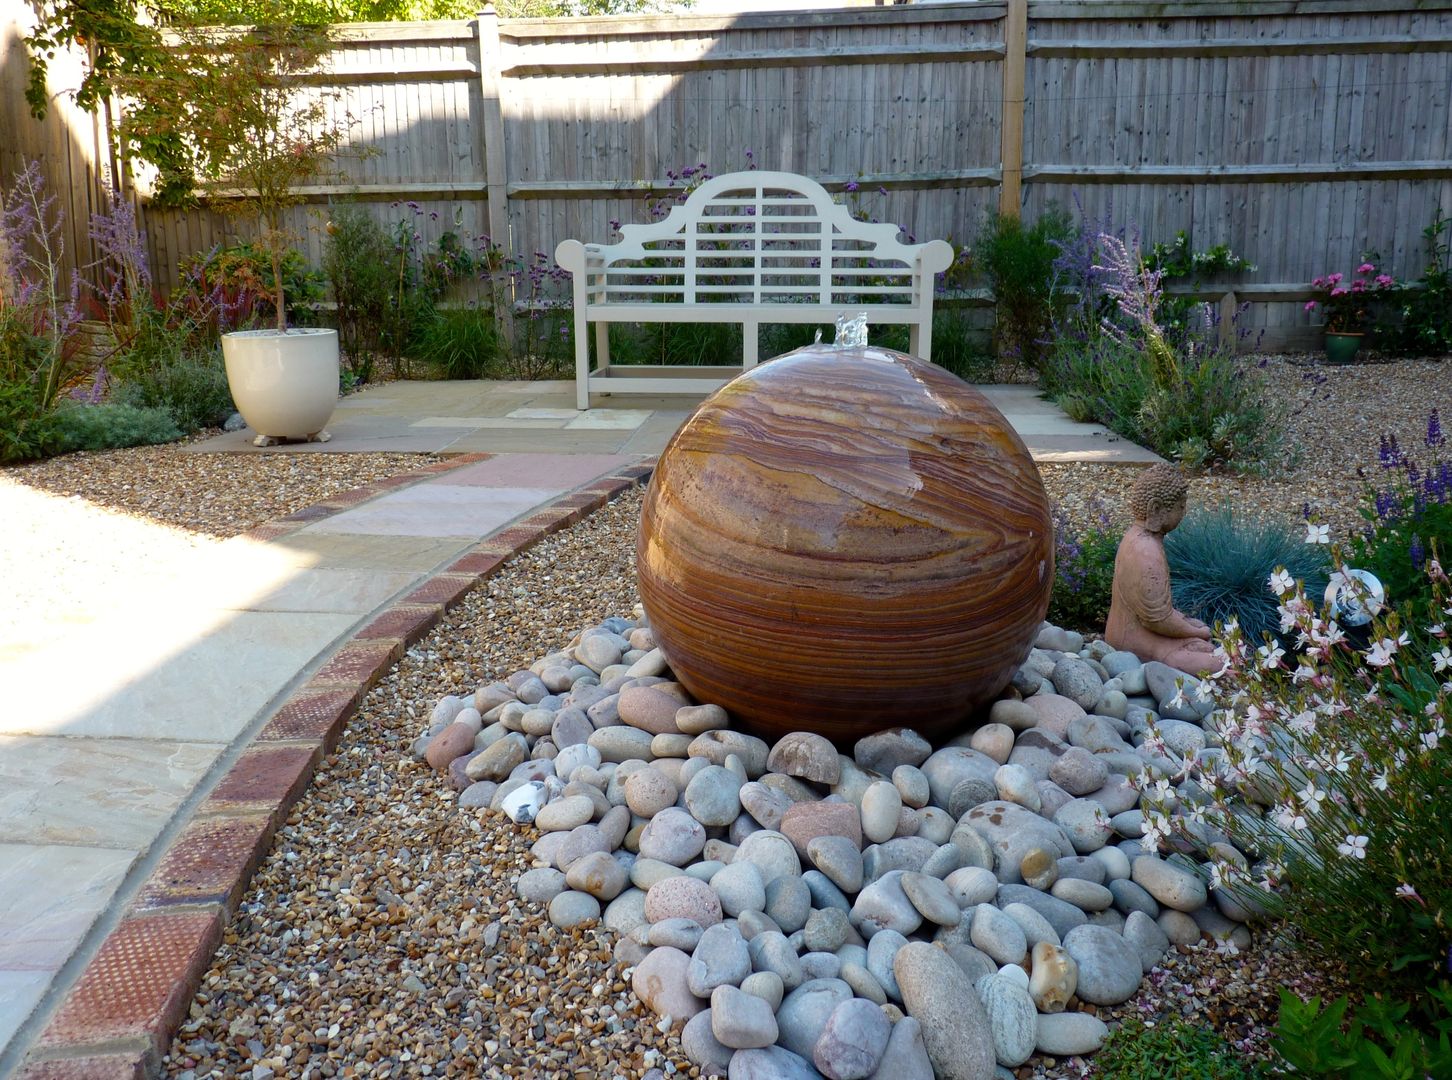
[1272, 986, 1452, 1080]
[178, 241, 323, 331]
[111, 352, 233, 432]
[973, 207, 1072, 373]
[1350, 413, 1451, 612]
[413, 307, 500, 380]
[1048, 503, 1119, 632]
[45, 401, 182, 452]
[323, 206, 396, 380]
[1144, 231, 1256, 347]
[1374, 208, 1452, 358]
[1165, 507, 1331, 644]
[1095, 1017, 1270, 1079]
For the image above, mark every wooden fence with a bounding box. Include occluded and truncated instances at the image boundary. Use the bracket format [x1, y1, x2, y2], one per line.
[8, 0, 1452, 349]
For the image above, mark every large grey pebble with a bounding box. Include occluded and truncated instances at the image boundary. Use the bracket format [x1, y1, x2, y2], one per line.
[807, 835, 864, 894]
[944, 866, 999, 908]
[632, 945, 705, 1026]
[728, 1045, 823, 1080]
[865, 1015, 934, 1080]
[565, 850, 628, 900]
[603, 888, 648, 935]
[1000, 901, 1060, 949]
[851, 871, 923, 938]
[961, 801, 1074, 882]
[735, 830, 801, 886]
[854, 727, 932, 774]
[922, 746, 1001, 809]
[690, 730, 771, 777]
[766, 874, 812, 934]
[814, 997, 890, 1079]
[804, 907, 852, 952]
[865, 928, 907, 1001]
[776, 978, 854, 1059]
[1062, 924, 1142, 1005]
[689, 923, 751, 996]
[969, 902, 1027, 966]
[748, 930, 804, 990]
[517, 867, 566, 904]
[1035, 1012, 1108, 1056]
[740, 781, 793, 830]
[682, 1009, 734, 1075]
[687, 764, 744, 827]
[769, 731, 842, 784]
[977, 973, 1037, 1068]
[548, 890, 600, 928]
[650, 917, 705, 951]
[894, 941, 996, 1080]
[1123, 909, 1171, 972]
[711, 859, 766, 917]
[900, 871, 960, 927]
[1132, 855, 1208, 912]
[639, 807, 707, 866]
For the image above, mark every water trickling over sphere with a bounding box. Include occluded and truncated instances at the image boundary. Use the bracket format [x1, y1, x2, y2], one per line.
[636, 343, 1054, 743]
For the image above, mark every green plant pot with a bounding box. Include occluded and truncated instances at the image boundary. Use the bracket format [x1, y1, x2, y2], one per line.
[1324, 331, 1363, 365]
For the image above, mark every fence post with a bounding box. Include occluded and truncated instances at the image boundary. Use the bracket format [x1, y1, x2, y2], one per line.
[1219, 290, 1238, 351]
[998, 0, 1028, 218]
[476, 5, 514, 340]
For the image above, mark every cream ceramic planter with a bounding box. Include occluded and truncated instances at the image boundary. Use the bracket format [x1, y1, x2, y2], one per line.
[222, 328, 339, 446]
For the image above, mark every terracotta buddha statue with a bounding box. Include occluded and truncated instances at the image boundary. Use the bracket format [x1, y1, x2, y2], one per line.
[1104, 465, 1221, 675]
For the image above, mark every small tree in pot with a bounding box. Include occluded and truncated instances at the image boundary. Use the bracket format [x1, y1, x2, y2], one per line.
[123, 13, 359, 443]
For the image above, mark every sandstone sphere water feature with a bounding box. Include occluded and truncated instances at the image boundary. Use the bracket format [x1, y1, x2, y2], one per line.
[637, 342, 1054, 742]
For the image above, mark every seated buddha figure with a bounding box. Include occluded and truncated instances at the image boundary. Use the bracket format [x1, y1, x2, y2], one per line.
[1104, 464, 1221, 675]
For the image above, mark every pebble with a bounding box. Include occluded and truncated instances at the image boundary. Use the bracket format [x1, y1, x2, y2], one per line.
[865, 928, 906, 1001]
[969, 902, 1028, 966]
[625, 766, 679, 817]
[589, 725, 655, 762]
[500, 780, 548, 824]
[894, 941, 997, 1080]
[632, 945, 706, 1027]
[548, 889, 600, 928]
[860, 781, 903, 845]
[944, 866, 999, 908]
[710, 859, 766, 917]
[1123, 908, 1172, 972]
[739, 781, 792, 830]
[1132, 854, 1209, 912]
[807, 835, 865, 894]
[803, 906, 852, 952]
[517, 866, 567, 904]
[899, 871, 960, 927]
[735, 830, 802, 886]
[765, 874, 812, 934]
[741, 969, 785, 1010]
[535, 793, 595, 831]
[620, 684, 686, 734]
[1048, 746, 1110, 796]
[650, 917, 705, 950]
[688, 923, 751, 996]
[768, 731, 842, 784]
[646, 875, 723, 927]
[676, 702, 728, 735]
[776, 978, 853, 1059]
[685, 764, 744, 827]
[977, 973, 1038, 1068]
[851, 872, 923, 938]
[639, 807, 707, 865]
[1035, 1011, 1109, 1056]
[565, 850, 629, 900]
[1027, 941, 1077, 1013]
[870, 1015, 935, 1080]
[728, 1045, 823, 1080]
[814, 997, 890, 1079]
[1062, 924, 1143, 1005]
[1001, 902, 1060, 949]
[854, 727, 932, 774]
[682, 1009, 734, 1075]
[961, 801, 1073, 884]
[782, 800, 863, 856]
[1050, 877, 1114, 912]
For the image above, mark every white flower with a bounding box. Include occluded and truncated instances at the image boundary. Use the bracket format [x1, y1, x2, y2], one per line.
[1366, 638, 1398, 667]
[1304, 522, 1330, 544]
[1372, 771, 1390, 791]
[1258, 643, 1286, 670]
[1422, 724, 1445, 752]
[1288, 710, 1317, 736]
[1269, 569, 1295, 595]
[1433, 646, 1452, 673]
[1329, 751, 1353, 773]
[1336, 834, 1369, 859]
[1298, 782, 1326, 812]
[1396, 883, 1424, 905]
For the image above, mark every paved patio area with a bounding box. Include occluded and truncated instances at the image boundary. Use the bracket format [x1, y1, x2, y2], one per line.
[186, 379, 1164, 464]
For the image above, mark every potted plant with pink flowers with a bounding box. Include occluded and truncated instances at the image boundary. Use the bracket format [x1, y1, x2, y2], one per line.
[1306, 261, 1398, 364]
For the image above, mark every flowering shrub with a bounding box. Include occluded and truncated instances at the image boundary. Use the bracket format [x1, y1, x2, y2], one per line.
[1047, 502, 1119, 631]
[1306, 261, 1398, 334]
[1043, 229, 1285, 473]
[1375, 209, 1452, 358]
[1139, 543, 1451, 993]
[1351, 411, 1452, 612]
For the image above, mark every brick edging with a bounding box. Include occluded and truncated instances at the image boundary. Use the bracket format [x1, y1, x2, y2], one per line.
[17, 456, 654, 1080]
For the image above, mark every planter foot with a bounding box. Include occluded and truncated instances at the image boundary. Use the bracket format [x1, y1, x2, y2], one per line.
[252, 434, 284, 447]
[307, 429, 332, 443]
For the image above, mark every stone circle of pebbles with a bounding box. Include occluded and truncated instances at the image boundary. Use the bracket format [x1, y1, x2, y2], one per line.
[417, 613, 1255, 1079]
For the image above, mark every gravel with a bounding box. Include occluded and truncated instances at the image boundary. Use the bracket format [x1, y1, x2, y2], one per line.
[1040, 354, 1451, 539]
[162, 491, 691, 1080]
[3, 438, 438, 538]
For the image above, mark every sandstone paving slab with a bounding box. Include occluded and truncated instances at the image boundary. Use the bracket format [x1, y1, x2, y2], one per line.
[300, 483, 567, 538]
[4, 608, 358, 741]
[443, 453, 636, 489]
[0, 845, 138, 971]
[0, 972, 51, 1056]
[266, 532, 476, 572]
[0, 738, 221, 849]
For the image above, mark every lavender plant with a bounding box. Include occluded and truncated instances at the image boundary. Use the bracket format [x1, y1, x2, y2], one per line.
[1351, 411, 1452, 612]
[1047, 501, 1120, 631]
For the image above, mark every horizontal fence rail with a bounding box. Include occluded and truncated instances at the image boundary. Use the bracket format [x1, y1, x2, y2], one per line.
[6, 0, 1450, 350]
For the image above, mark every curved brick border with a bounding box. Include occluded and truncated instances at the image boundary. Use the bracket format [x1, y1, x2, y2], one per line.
[17, 455, 654, 1080]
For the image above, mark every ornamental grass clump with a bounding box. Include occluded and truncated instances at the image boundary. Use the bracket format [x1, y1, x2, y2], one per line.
[1138, 548, 1451, 995]
[1165, 506, 1332, 646]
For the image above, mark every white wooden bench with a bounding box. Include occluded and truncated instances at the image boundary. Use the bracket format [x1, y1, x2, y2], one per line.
[554, 170, 955, 411]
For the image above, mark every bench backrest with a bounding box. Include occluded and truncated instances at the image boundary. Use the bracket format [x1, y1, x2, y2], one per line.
[563, 171, 953, 308]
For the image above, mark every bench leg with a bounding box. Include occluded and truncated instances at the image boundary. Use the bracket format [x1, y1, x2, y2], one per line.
[911, 321, 928, 362]
[743, 321, 759, 369]
[575, 319, 591, 411]
[595, 322, 611, 378]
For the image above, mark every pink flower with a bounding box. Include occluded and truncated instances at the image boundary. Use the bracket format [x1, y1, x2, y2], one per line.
[1304, 300, 1317, 312]
[1330, 286, 1348, 298]
[1357, 262, 1376, 274]
[1376, 274, 1394, 287]
[1312, 276, 1325, 288]
[1351, 279, 1367, 292]
[1327, 272, 1343, 285]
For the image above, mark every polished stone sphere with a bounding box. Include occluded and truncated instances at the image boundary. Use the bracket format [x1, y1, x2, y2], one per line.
[637, 343, 1054, 744]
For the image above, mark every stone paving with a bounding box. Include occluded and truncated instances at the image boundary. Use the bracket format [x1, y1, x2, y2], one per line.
[186, 380, 1164, 465]
[0, 381, 1155, 1079]
[0, 452, 649, 1078]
